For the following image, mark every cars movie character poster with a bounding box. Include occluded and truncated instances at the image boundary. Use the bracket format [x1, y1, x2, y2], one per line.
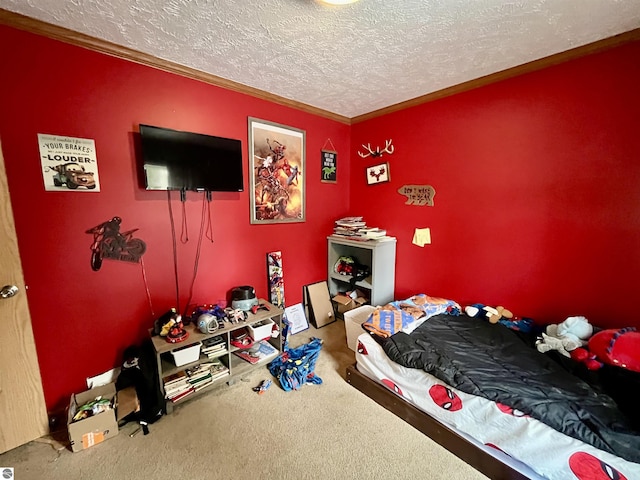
[38, 133, 101, 192]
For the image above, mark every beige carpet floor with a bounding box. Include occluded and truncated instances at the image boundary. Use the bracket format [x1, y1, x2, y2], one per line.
[0, 319, 489, 480]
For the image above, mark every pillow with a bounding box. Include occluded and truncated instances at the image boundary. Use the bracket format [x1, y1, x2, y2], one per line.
[389, 294, 461, 333]
[362, 308, 416, 338]
[363, 294, 461, 337]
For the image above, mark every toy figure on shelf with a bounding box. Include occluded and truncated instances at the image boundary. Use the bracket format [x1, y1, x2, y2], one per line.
[153, 308, 189, 344]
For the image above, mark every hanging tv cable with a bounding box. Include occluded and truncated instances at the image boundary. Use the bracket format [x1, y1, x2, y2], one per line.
[183, 194, 208, 318]
[180, 189, 189, 243]
[205, 190, 214, 243]
[140, 256, 155, 318]
[167, 190, 180, 311]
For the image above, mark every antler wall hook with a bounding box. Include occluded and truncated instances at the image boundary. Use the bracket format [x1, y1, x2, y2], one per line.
[358, 139, 394, 158]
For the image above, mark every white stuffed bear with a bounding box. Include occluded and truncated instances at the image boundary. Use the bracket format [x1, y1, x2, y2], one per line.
[536, 316, 593, 357]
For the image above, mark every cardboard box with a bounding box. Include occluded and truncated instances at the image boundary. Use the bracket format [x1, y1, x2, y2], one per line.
[68, 383, 118, 452]
[117, 386, 140, 420]
[304, 281, 336, 328]
[332, 289, 368, 318]
[67, 383, 138, 452]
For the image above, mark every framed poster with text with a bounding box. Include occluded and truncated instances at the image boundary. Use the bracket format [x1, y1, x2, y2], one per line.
[38, 133, 100, 192]
[321, 150, 337, 183]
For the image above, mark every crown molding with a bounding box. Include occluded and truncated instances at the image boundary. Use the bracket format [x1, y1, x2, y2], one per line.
[2, 8, 638, 125]
[0, 8, 352, 125]
[352, 28, 640, 124]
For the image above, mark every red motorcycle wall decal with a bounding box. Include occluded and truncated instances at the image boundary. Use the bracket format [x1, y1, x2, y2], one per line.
[85, 216, 146, 271]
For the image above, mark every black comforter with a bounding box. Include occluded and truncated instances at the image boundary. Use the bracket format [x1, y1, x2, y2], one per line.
[382, 313, 640, 463]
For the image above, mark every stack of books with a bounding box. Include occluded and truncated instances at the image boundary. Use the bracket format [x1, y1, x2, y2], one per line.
[333, 217, 389, 241]
[162, 371, 192, 402]
[163, 360, 229, 403]
[359, 227, 387, 239]
[333, 217, 366, 237]
[201, 335, 227, 359]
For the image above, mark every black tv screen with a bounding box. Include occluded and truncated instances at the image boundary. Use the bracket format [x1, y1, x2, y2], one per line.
[139, 124, 243, 192]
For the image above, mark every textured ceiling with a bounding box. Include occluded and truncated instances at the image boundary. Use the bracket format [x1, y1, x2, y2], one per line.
[1, 0, 639, 118]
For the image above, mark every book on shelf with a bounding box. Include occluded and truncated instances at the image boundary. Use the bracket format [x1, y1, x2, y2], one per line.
[164, 378, 190, 393]
[360, 227, 387, 238]
[202, 335, 225, 348]
[163, 356, 231, 400]
[168, 387, 195, 403]
[185, 363, 212, 377]
[189, 369, 213, 380]
[333, 234, 394, 243]
[202, 343, 226, 352]
[204, 351, 228, 360]
[165, 380, 193, 398]
[188, 372, 212, 387]
[233, 340, 279, 365]
[334, 217, 367, 227]
[202, 344, 227, 357]
[210, 369, 229, 381]
[194, 379, 213, 392]
[163, 370, 188, 386]
[165, 385, 189, 399]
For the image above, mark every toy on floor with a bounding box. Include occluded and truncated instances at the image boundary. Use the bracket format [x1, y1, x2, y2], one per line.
[536, 316, 593, 358]
[253, 379, 272, 395]
[571, 327, 640, 371]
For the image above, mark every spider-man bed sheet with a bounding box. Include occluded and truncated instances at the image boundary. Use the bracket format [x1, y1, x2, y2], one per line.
[355, 307, 640, 480]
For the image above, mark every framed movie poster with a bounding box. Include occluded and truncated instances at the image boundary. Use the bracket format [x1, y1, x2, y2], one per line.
[249, 118, 305, 224]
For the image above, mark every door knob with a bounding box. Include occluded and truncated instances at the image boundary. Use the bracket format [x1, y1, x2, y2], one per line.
[0, 285, 19, 298]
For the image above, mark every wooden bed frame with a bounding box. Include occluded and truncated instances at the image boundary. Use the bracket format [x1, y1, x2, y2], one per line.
[346, 363, 530, 480]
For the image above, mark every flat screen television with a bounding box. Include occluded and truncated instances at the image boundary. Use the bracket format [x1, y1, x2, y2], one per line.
[139, 124, 243, 192]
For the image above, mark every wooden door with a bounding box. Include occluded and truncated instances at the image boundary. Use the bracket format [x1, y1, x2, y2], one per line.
[0, 139, 49, 453]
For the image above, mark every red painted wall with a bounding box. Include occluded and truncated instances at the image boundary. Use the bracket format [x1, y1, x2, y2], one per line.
[2, 24, 639, 414]
[351, 41, 640, 329]
[0, 26, 351, 413]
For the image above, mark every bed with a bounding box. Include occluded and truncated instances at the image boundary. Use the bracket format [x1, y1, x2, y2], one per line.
[345, 294, 640, 480]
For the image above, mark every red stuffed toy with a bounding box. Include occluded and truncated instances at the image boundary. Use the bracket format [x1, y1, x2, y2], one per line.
[571, 327, 640, 372]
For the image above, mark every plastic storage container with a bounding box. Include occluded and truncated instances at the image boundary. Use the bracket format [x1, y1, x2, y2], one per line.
[170, 342, 202, 367]
[344, 305, 376, 351]
[248, 319, 275, 341]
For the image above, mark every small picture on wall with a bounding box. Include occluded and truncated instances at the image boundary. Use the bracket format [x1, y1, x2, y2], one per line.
[366, 162, 390, 185]
[321, 150, 337, 183]
[38, 133, 101, 192]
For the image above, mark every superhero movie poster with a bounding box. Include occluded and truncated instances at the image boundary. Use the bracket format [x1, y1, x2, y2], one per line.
[38, 133, 101, 192]
[248, 118, 305, 224]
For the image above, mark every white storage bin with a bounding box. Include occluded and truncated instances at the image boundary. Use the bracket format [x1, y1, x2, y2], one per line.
[344, 305, 376, 352]
[170, 341, 202, 367]
[248, 319, 275, 341]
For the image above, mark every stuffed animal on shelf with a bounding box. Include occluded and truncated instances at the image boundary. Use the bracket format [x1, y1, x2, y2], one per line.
[465, 304, 513, 324]
[536, 316, 593, 358]
[571, 327, 640, 372]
